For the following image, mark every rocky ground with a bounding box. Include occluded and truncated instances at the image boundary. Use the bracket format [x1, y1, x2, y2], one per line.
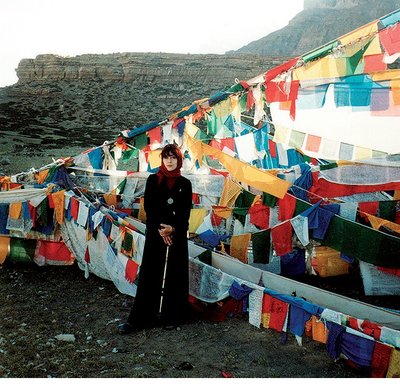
[0, 262, 368, 379]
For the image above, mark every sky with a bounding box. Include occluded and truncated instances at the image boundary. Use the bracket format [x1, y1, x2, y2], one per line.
[0, 0, 304, 87]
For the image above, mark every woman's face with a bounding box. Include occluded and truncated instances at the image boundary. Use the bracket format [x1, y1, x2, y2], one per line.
[162, 152, 178, 171]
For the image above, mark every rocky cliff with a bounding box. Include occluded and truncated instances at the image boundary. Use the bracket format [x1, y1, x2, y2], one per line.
[232, 0, 400, 56]
[15, 52, 285, 86]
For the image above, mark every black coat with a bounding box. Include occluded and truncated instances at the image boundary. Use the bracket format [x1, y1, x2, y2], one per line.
[128, 173, 192, 328]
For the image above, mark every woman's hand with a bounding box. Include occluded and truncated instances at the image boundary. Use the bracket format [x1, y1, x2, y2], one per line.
[159, 223, 174, 246]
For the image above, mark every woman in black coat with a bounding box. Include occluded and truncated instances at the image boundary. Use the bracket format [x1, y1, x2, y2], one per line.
[118, 144, 192, 334]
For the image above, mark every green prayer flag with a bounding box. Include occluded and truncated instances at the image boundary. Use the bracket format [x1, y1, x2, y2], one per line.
[233, 208, 248, 226]
[319, 162, 338, 171]
[122, 231, 133, 254]
[117, 178, 127, 194]
[252, 230, 271, 264]
[8, 238, 35, 264]
[134, 133, 148, 150]
[379, 201, 397, 222]
[262, 192, 278, 208]
[121, 148, 139, 162]
[235, 190, 256, 208]
[302, 41, 338, 63]
[294, 198, 400, 267]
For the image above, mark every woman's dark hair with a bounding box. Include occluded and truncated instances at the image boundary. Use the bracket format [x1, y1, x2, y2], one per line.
[160, 143, 182, 159]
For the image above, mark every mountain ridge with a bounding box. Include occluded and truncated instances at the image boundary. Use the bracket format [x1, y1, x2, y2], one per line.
[231, 0, 400, 56]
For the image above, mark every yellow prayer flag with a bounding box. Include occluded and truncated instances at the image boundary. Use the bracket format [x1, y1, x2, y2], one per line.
[201, 141, 290, 198]
[386, 348, 400, 378]
[185, 122, 200, 138]
[148, 149, 161, 169]
[293, 57, 347, 81]
[230, 233, 251, 263]
[9, 202, 22, 220]
[138, 197, 146, 223]
[0, 236, 10, 264]
[219, 178, 242, 207]
[273, 125, 291, 145]
[104, 193, 118, 207]
[212, 98, 233, 118]
[184, 132, 203, 165]
[340, 21, 381, 55]
[189, 208, 208, 233]
[36, 169, 50, 185]
[353, 146, 372, 160]
[213, 206, 233, 219]
[230, 95, 241, 123]
[371, 70, 400, 82]
[52, 190, 65, 225]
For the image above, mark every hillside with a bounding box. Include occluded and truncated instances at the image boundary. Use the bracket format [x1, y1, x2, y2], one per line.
[232, 0, 400, 56]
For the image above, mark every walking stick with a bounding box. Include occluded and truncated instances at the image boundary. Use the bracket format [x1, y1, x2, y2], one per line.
[158, 245, 170, 318]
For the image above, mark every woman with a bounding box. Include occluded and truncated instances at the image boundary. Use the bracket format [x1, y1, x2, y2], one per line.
[118, 144, 192, 334]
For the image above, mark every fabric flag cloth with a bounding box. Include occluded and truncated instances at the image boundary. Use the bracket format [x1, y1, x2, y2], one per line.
[309, 315, 328, 344]
[77, 201, 89, 228]
[326, 322, 346, 360]
[280, 248, 306, 277]
[251, 230, 271, 264]
[70, 197, 80, 222]
[278, 193, 297, 222]
[386, 348, 400, 378]
[219, 178, 242, 207]
[189, 208, 208, 233]
[380, 326, 400, 348]
[234, 132, 259, 163]
[9, 202, 22, 219]
[312, 204, 339, 240]
[198, 229, 221, 248]
[268, 297, 290, 332]
[248, 203, 270, 230]
[341, 331, 375, 368]
[290, 214, 309, 246]
[339, 202, 358, 221]
[34, 240, 74, 266]
[92, 210, 104, 230]
[300, 200, 322, 228]
[248, 288, 264, 328]
[359, 201, 379, 216]
[289, 304, 312, 337]
[271, 221, 293, 256]
[195, 213, 213, 235]
[51, 190, 65, 225]
[0, 236, 10, 264]
[371, 342, 393, 378]
[87, 147, 103, 170]
[230, 233, 251, 263]
[125, 258, 139, 283]
[361, 320, 382, 340]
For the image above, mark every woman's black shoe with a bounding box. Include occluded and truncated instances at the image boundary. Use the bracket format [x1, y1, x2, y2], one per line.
[117, 322, 135, 335]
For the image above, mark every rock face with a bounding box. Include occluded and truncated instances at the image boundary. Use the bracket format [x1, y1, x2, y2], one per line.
[232, 0, 400, 56]
[15, 53, 286, 85]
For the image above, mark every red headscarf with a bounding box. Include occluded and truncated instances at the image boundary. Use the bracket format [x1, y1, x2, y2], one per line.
[156, 144, 183, 189]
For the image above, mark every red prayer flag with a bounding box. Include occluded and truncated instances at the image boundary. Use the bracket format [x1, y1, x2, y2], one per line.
[125, 259, 139, 283]
[271, 221, 293, 256]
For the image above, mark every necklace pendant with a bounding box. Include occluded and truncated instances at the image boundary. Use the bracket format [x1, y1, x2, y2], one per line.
[167, 198, 174, 204]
